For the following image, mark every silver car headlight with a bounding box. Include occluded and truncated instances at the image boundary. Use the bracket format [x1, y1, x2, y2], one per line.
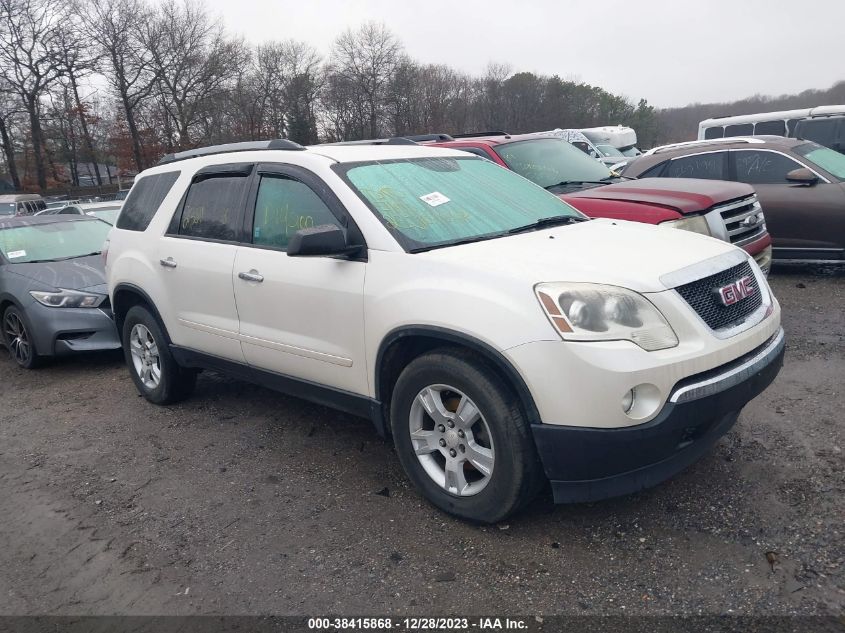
[535, 283, 678, 351]
[661, 215, 711, 236]
[30, 289, 106, 308]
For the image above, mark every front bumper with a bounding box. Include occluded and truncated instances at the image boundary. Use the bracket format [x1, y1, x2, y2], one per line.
[531, 328, 784, 503]
[26, 302, 121, 356]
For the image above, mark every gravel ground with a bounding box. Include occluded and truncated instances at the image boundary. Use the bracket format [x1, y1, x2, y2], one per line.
[0, 270, 842, 617]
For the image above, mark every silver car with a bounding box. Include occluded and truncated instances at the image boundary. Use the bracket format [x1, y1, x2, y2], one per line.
[0, 216, 120, 368]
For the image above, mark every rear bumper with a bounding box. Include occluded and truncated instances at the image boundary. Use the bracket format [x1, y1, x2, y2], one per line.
[531, 328, 784, 503]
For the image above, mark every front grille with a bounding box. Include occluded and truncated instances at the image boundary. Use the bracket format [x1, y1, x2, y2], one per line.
[716, 196, 766, 246]
[675, 261, 763, 331]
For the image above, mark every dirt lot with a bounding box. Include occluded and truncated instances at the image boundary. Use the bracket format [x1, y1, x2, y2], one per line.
[0, 271, 842, 617]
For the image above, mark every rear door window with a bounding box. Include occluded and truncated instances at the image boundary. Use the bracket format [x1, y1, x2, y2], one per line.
[172, 173, 249, 242]
[732, 151, 804, 184]
[664, 152, 727, 180]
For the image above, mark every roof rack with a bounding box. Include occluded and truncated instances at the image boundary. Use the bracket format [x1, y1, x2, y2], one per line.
[403, 133, 454, 142]
[158, 139, 305, 165]
[648, 137, 766, 155]
[451, 131, 510, 139]
[320, 137, 419, 146]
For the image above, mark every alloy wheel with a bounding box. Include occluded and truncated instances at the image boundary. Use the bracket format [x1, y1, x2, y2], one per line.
[408, 384, 495, 496]
[4, 312, 31, 365]
[129, 323, 161, 389]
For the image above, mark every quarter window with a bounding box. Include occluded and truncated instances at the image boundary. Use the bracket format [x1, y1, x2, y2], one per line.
[176, 175, 247, 241]
[117, 171, 180, 232]
[664, 153, 727, 180]
[252, 176, 341, 250]
[733, 151, 802, 184]
[703, 126, 724, 140]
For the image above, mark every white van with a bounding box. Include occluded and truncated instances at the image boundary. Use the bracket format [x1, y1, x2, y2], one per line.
[698, 105, 845, 154]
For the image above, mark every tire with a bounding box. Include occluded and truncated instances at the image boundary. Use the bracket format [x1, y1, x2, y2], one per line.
[122, 305, 196, 404]
[2, 305, 42, 369]
[390, 348, 544, 523]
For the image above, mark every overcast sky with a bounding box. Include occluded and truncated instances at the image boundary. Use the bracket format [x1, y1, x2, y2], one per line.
[202, 0, 845, 109]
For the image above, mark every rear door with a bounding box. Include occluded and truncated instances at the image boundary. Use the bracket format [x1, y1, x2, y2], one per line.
[156, 163, 251, 362]
[232, 163, 368, 395]
[730, 149, 844, 260]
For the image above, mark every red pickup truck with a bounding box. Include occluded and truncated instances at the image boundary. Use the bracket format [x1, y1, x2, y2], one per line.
[413, 132, 772, 273]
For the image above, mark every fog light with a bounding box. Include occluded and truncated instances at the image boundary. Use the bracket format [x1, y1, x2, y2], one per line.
[621, 389, 635, 413]
[623, 384, 662, 420]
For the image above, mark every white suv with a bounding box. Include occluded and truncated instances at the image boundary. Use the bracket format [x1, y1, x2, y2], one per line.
[105, 139, 784, 523]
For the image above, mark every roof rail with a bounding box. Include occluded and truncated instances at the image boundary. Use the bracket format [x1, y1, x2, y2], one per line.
[648, 137, 766, 155]
[451, 131, 510, 139]
[320, 137, 419, 146]
[158, 139, 305, 165]
[403, 133, 454, 142]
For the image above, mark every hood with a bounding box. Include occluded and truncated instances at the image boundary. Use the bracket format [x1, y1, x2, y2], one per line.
[9, 254, 107, 292]
[564, 177, 755, 214]
[418, 218, 739, 293]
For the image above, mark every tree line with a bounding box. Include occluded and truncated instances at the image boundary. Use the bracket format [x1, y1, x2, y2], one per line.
[0, 0, 662, 191]
[1, 0, 842, 193]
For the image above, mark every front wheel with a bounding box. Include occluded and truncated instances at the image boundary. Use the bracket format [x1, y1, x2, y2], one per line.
[2, 306, 41, 369]
[122, 305, 196, 404]
[390, 349, 544, 523]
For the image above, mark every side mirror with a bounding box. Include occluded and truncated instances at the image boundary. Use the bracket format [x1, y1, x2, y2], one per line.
[785, 167, 819, 186]
[287, 224, 361, 257]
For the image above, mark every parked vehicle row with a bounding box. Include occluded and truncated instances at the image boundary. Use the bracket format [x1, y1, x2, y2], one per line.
[622, 136, 845, 264]
[408, 132, 772, 272]
[89, 139, 784, 523]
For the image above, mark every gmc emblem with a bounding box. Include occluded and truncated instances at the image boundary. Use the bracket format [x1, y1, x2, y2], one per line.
[717, 276, 755, 306]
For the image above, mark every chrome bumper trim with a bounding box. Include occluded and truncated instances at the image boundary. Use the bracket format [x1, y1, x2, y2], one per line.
[669, 328, 785, 404]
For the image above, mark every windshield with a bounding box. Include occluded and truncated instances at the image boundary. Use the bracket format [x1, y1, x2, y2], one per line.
[339, 156, 584, 251]
[0, 202, 15, 216]
[87, 208, 120, 224]
[794, 142, 845, 180]
[495, 138, 613, 188]
[597, 144, 624, 157]
[0, 219, 111, 263]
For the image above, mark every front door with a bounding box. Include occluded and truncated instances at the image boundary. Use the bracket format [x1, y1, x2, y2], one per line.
[731, 149, 845, 260]
[232, 164, 368, 395]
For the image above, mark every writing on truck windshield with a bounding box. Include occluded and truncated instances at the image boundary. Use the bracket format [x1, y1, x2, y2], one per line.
[338, 157, 584, 251]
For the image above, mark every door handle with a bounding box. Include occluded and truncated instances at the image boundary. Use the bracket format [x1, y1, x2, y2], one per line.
[238, 270, 264, 283]
[160, 257, 177, 268]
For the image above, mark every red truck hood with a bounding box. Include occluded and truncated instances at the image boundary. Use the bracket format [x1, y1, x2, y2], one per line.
[562, 177, 755, 215]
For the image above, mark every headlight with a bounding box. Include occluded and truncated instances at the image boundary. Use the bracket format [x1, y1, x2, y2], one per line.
[535, 283, 678, 351]
[30, 289, 106, 308]
[661, 215, 711, 236]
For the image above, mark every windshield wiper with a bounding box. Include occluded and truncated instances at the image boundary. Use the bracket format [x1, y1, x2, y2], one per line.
[545, 177, 616, 190]
[24, 252, 101, 263]
[507, 215, 588, 235]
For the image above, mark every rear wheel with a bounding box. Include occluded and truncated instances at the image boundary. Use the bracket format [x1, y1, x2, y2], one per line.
[122, 305, 196, 404]
[390, 349, 544, 523]
[2, 306, 41, 369]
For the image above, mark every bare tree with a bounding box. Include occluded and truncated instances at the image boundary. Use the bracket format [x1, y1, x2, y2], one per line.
[54, 20, 104, 184]
[0, 79, 23, 188]
[74, 0, 157, 172]
[0, 0, 66, 190]
[330, 22, 402, 139]
[142, 0, 248, 150]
